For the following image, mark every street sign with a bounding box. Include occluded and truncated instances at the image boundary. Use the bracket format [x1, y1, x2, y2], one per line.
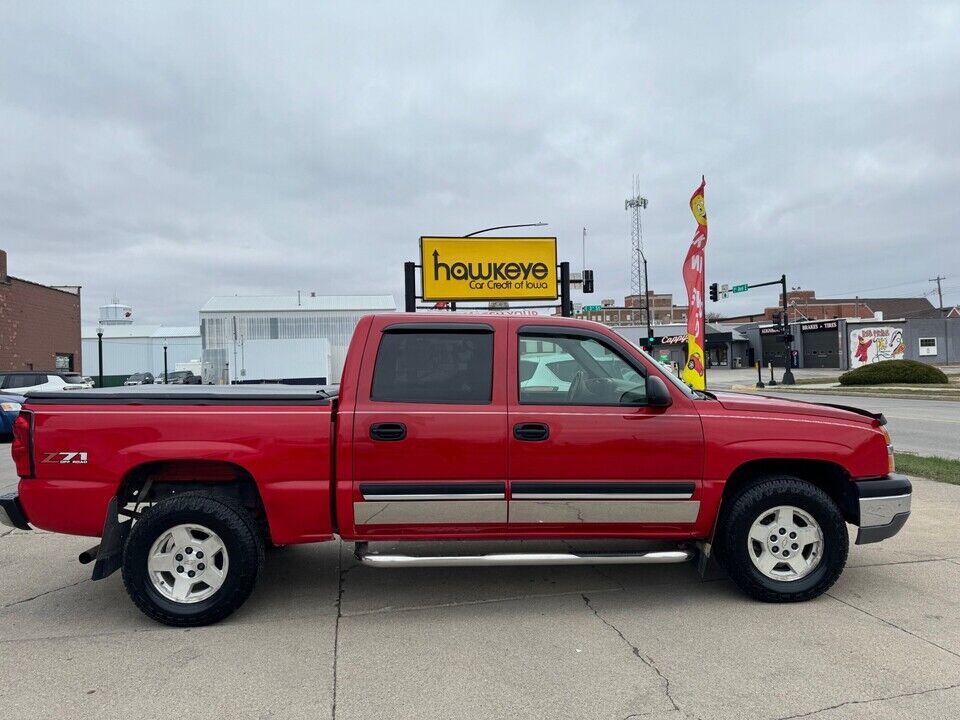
[732, 283, 749, 293]
[419, 237, 558, 301]
[582, 304, 602, 312]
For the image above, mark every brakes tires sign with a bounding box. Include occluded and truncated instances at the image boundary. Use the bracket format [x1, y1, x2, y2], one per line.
[420, 237, 558, 302]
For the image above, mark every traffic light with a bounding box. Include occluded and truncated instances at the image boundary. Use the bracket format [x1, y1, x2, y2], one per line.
[582, 269, 594, 294]
[647, 334, 656, 349]
[708, 282, 719, 302]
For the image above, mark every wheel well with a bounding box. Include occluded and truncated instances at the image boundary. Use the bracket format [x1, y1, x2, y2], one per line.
[118, 460, 269, 535]
[720, 458, 859, 524]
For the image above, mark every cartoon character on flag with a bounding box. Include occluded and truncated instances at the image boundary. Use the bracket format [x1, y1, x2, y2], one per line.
[682, 178, 708, 389]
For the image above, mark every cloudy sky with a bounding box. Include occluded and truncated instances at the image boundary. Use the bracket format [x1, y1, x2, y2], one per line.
[1, 1, 958, 325]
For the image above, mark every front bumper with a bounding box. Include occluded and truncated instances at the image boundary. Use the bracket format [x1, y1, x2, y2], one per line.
[854, 474, 911, 545]
[0, 492, 31, 531]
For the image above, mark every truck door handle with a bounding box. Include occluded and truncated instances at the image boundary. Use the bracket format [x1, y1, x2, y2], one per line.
[514, 422, 549, 441]
[369, 422, 407, 441]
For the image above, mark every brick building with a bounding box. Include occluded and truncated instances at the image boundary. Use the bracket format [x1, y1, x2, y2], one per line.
[0, 249, 82, 372]
[576, 291, 688, 325]
[719, 289, 940, 324]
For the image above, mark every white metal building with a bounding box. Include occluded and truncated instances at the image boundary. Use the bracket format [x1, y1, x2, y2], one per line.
[81, 303, 201, 384]
[199, 294, 397, 384]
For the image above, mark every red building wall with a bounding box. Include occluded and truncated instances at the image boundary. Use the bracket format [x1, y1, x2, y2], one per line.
[0, 250, 82, 371]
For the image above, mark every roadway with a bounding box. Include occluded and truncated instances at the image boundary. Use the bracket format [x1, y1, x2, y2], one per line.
[704, 367, 960, 459]
[755, 390, 960, 459]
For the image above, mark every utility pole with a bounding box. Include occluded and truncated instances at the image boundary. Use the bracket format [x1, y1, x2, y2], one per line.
[930, 276, 946, 313]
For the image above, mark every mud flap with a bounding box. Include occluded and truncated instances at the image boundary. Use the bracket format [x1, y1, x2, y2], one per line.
[696, 541, 727, 582]
[91, 497, 132, 581]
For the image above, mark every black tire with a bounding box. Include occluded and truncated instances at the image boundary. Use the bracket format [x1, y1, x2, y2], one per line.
[122, 493, 265, 626]
[717, 476, 848, 603]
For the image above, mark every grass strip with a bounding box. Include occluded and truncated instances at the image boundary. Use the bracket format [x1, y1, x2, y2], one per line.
[895, 453, 960, 485]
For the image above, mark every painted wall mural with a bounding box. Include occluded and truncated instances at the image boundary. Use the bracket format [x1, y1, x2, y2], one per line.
[849, 326, 905, 368]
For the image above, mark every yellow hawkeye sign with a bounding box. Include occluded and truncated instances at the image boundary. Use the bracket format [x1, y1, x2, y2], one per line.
[419, 237, 558, 302]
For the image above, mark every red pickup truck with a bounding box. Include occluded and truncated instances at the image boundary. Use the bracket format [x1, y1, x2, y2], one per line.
[1, 314, 911, 626]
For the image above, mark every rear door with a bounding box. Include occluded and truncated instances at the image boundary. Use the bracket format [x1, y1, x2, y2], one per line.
[350, 318, 508, 534]
[507, 322, 704, 533]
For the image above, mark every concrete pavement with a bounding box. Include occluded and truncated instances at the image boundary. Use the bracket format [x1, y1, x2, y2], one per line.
[2, 450, 960, 718]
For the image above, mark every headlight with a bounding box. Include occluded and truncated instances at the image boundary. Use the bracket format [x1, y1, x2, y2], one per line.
[1, 402, 21, 412]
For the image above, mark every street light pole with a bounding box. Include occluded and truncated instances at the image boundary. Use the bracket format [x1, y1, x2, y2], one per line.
[96, 325, 104, 388]
[638, 248, 652, 347]
[463, 222, 547, 237]
[163, 341, 168, 384]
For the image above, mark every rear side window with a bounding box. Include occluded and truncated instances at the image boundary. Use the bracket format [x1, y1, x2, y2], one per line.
[4, 374, 35, 388]
[371, 331, 493, 404]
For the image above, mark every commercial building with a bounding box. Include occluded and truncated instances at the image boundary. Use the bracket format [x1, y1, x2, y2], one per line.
[613, 323, 752, 370]
[738, 317, 959, 370]
[719, 289, 941, 324]
[199, 294, 397, 384]
[81, 302, 201, 386]
[0, 249, 82, 372]
[576, 292, 688, 325]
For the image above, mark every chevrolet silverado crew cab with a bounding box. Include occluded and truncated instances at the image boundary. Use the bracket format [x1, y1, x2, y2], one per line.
[1, 314, 911, 626]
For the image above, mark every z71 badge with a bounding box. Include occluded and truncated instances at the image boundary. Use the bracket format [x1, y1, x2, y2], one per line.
[41, 451, 88, 464]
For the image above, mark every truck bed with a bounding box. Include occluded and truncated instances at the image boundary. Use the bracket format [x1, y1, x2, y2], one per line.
[19, 384, 336, 543]
[26, 384, 339, 403]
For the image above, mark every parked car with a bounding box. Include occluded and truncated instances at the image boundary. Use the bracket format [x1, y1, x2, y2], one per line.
[0, 371, 89, 393]
[82, 376, 96, 388]
[160, 371, 201, 385]
[2, 313, 910, 627]
[0, 392, 25, 437]
[520, 351, 644, 396]
[124, 372, 155, 386]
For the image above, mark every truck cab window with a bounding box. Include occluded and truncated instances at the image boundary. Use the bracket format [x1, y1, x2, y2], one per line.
[371, 331, 493, 404]
[519, 334, 646, 406]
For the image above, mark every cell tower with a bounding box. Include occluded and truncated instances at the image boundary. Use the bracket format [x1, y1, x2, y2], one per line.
[625, 175, 648, 298]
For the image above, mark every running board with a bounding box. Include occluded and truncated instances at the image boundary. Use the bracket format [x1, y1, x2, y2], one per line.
[355, 548, 694, 568]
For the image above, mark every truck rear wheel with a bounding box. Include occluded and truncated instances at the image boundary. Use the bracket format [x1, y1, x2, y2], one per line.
[122, 494, 264, 626]
[717, 476, 848, 603]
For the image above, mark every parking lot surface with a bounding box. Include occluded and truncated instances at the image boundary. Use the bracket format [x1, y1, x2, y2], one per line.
[2, 449, 960, 719]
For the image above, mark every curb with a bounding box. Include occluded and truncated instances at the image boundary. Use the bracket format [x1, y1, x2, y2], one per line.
[729, 385, 960, 402]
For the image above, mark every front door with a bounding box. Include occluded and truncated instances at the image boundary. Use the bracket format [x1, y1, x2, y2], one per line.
[351, 319, 509, 534]
[507, 323, 704, 532]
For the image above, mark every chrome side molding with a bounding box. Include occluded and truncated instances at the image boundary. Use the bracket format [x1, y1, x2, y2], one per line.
[355, 547, 694, 568]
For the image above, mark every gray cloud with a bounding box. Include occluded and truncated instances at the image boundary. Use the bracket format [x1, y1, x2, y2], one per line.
[1, 1, 957, 324]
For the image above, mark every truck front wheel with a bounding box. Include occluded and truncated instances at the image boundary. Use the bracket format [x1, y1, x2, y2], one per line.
[717, 476, 848, 602]
[122, 494, 265, 626]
